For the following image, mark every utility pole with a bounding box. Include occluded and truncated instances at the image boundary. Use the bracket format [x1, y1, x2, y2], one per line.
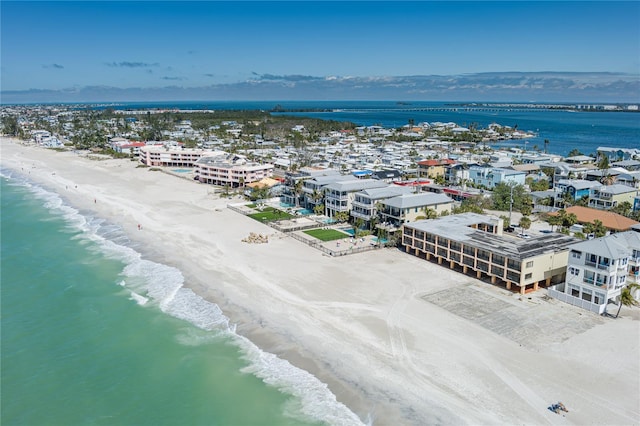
[509, 183, 514, 227]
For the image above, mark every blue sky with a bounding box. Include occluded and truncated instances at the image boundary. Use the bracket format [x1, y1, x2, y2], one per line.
[1, 1, 639, 102]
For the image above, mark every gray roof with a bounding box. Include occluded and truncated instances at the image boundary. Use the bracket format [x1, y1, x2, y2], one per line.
[324, 179, 388, 192]
[384, 192, 453, 209]
[566, 155, 595, 162]
[594, 184, 639, 195]
[405, 213, 578, 261]
[569, 231, 640, 260]
[612, 160, 640, 168]
[557, 179, 602, 190]
[312, 174, 357, 186]
[357, 186, 413, 199]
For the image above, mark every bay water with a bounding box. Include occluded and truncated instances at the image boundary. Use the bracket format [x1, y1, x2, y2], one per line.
[97, 100, 639, 157]
[0, 172, 363, 426]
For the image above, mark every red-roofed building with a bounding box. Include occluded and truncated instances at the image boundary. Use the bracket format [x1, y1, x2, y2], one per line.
[549, 206, 639, 233]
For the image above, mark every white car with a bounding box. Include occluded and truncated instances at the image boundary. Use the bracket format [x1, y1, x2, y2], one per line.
[518, 233, 531, 239]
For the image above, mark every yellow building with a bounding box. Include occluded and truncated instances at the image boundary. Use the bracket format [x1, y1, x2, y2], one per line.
[402, 213, 578, 294]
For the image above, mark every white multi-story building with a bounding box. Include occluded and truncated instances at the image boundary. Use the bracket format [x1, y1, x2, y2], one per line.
[549, 231, 640, 314]
[138, 146, 210, 167]
[323, 179, 388, 218]
[194, 153, 273, 188]
[350, 186, 414, 225]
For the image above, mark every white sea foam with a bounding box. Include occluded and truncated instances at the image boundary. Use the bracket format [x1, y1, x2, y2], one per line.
[129, 291, 149, 306]
[236, 334, 365, 426]
[3, 168, 366, 426]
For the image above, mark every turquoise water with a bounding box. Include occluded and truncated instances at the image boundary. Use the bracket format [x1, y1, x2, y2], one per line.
[0, 172, 362, 426]
[297, 208, 314, 215]
[341, 228, 355, 236]
[172, 168, 193, 173]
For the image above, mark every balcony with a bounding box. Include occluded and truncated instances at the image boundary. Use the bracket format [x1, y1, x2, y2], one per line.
[597, 263, 611, 270]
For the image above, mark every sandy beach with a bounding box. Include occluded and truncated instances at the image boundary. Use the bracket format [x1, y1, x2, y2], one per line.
[2, 137, 639, 425]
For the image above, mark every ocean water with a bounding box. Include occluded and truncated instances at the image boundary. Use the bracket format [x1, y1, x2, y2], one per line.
[100, 100, 639, 157]
[0, 172, 363, 426]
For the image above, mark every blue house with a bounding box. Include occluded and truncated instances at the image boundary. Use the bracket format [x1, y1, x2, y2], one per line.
[556, 179, 602, 201]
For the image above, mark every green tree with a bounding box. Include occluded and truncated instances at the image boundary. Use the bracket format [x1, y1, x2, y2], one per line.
[354, 217, 365, 238]
[614, 283, 640, 318]
[583, 219, 607, 238]
[453, 196, 487, 214]
[292, 179, 304, 207]
[567, 148, 583, 157]
[1, 116, 19, 136]
[597, 154, 610, 184]
[313, 203, 325, 216]
[492, 182, 530, 213]
[519, 216, 531, 232]
[547, 214, 563, 232]
[334, 211, 349, 223]
[611, 201, 632, 217]
[416, 207, 438, 220]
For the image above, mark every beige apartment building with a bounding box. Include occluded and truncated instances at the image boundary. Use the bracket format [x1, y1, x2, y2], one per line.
[402, 213, 578, 294]
[138, 146, 210, 167]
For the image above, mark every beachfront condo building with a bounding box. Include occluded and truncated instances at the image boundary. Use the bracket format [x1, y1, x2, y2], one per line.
[548, 231, 640, 314]
[280, 168, 343, 208]
[351, 186, 414, 226]
[378, 193, 453, 229]
[138, 146, 214, 167]
[194, 153, 273, 188]
[402, 213, 578, 295]
[324, 179, 388, 218]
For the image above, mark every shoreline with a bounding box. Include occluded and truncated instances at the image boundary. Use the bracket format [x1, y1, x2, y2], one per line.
[2, 137, 639, 425]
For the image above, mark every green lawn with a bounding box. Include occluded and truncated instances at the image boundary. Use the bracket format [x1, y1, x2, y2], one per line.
[303, 228, 349, 242]
[247, 207, 293, 222]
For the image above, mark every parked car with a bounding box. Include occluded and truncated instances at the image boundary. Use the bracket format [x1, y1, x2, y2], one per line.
[518, 233, 531, 239]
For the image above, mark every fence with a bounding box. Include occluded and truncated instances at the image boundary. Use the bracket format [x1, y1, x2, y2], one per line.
[547, 286, 605, 314]
[227, 203, 384, 257]
[288, 231, 382, 257]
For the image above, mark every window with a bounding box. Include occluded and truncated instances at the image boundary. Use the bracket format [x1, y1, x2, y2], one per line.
[569, 284, 580, 297]
[569, 267, 580, 276]
[571, 250, 582, 259]
[525, 273, 532, 279]
[526, 261, 534, 268]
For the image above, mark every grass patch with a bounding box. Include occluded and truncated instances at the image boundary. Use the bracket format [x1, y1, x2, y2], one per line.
[247, 207, 293, 222]
[304, 228, 349, 241]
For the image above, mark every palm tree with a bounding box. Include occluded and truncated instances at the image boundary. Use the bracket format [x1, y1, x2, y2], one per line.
[614, 283, 640, 318]
[416, 206, 438, 220]
[519, 216, 532, 233]
[311, 189, 323, 210]
[597, 154, 610, 184]
[544, 139, 550, 154]
[293, 179, 304, 207]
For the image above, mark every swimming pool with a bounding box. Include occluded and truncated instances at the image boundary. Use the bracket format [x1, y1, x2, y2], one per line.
[297, 208, 313, 215]
[341, 228, 355, 236]
[172, 169, 193, 173]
